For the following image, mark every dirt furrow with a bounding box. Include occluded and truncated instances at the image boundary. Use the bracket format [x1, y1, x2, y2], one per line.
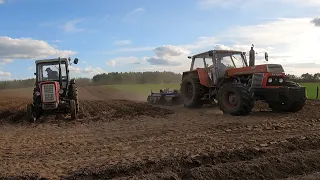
[61, 135, 320, 180]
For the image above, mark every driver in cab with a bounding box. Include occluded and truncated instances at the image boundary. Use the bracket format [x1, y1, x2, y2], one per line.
[45, 67, 59, 79]
[209, 57, 227, 83]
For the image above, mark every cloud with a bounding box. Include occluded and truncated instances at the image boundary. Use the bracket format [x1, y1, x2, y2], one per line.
[147, 57, 182, 66]
[107, 60, 116, 67]
[103, 46, 154, 54]
[127, 8, 145, 16]
[181, 37, 217, 50]
[135, 17, 320, 75]
[52, 40, 64, 43]
[0, 0, 4, 4]
[144, 45, 191, 67]
[0, 71, 11, 78]
[220, 18, 319, 64]
[197, 0, 249, 8]
[84, 66, 107, 74]
[153, 45, 191, 58]
[106, 56, 145, 67]
[69, 66, 107, 76]
[123, 8, 145, 22]
[0, 36, 76, 59]
[63, 18, 85, 33]
[114, 40, 131, 46]
[197, 0, 320, 8]
[311, 17, 320, 27]
[0, 59, 13, 65]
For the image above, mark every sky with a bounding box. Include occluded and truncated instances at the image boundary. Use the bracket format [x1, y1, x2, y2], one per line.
[0, 0, 320, 80]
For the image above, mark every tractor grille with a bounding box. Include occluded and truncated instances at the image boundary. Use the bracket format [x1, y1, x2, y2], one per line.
[42, 84, 56, 102]
[251, 73, 264, 88]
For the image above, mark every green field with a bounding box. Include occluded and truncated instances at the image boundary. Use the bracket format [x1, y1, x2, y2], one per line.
[107, 82, 320, 99]
[301, 83, 320, 99]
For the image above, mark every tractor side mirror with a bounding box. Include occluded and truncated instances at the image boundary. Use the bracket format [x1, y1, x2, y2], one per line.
[73, 58, 79, 64]
[34, 73, 36, 75]
[265, 52, 269, 61]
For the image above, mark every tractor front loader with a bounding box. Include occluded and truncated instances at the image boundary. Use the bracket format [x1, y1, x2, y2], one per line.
[180, 46, 306, 115]
[27, 57, 80, 121]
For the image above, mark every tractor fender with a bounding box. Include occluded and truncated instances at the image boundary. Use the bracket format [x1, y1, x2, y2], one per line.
[182, 69, 209, 87]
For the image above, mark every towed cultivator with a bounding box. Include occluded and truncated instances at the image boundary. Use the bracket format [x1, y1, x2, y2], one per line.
[147, 88, 181, 105]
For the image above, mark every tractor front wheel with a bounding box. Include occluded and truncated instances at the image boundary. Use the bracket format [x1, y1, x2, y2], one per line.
[180, 74, 204, 108]
[69, 83, 79, 112]
[26, 103, 40, 122]
[217, 82, 254, 116]
[70, 100, 77, 120]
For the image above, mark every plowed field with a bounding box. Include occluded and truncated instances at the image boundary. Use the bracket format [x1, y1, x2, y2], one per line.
[0, 86, 320, 180]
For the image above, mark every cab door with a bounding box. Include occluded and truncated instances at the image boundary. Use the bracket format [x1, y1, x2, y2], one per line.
[191, 56, 210, 87]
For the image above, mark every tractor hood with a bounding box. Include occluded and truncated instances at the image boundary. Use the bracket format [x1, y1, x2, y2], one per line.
[226, 64, 285, 76]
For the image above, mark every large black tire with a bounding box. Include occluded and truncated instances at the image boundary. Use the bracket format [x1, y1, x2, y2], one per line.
[268, 81, 306, 112]
[33, 87, 41, 106]
[68, 83, 79, 112]
[180, 74, 205, 108]
[217, 82, 254, 116]
[26, 104, 35, 122]
[70, 100, 77, 120]
[26, 103, 41, 122]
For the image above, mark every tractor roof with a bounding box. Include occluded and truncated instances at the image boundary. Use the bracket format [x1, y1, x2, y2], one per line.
[188, 49, 243, 59]
[35, 58, 68, 64]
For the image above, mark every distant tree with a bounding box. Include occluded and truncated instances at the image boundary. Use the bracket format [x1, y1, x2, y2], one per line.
[301, 73, 314, 80]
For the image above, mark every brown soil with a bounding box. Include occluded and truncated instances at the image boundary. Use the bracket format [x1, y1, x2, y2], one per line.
[0, 86, 320, 179]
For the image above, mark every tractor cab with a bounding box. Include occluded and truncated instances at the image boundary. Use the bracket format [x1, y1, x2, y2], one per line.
[35, 58, 78, 89]
[187, 50, 250, 87]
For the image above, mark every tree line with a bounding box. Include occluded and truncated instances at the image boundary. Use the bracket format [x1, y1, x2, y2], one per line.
[0, 71, 182, 89]
[286, 73, 320, 82]
[0, 72, 319, 90]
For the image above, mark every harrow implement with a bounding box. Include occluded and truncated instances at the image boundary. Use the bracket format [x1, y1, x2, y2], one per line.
[147, 88, 181, 105]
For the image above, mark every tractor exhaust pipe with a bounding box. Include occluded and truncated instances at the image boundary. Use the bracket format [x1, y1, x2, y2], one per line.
[249, 44, 255, 66]
[58, 57, 62, 87]
[248, 44, 269, 66]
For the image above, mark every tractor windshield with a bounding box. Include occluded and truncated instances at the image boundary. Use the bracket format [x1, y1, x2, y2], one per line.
[216, 52, 246, 68]
[37, 61, 67, 82]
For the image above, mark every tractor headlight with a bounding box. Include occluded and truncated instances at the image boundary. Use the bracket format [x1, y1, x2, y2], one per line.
[35, 91, 40, 96]
[59, 89, 64, 94]
[268, 78, 273, 83]
[279, 78, 284, 83]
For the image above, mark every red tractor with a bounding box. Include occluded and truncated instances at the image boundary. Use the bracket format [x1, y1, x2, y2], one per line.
[180, 48, 306, 115]
[27, 57, 79, 121]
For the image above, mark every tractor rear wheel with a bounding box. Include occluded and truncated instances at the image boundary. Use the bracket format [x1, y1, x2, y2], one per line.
[70, 100, 77, 120]
[217, 82, 254, 116]
[180, 74, 204, 108]
[268, 81, 306, 112]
